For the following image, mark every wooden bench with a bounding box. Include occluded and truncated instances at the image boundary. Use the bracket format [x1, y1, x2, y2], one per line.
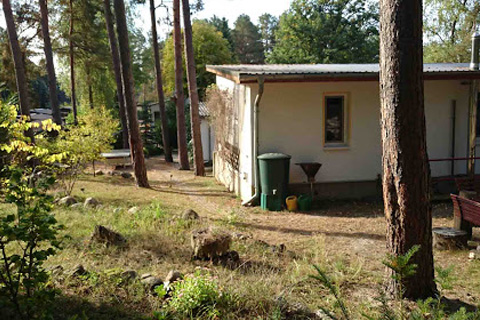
[450, 194, 480, 238]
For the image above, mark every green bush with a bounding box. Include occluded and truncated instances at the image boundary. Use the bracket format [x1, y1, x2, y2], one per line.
[155, 272, 234, 319]
[0, 103, 64, 319]
[39, 106, 118, 195]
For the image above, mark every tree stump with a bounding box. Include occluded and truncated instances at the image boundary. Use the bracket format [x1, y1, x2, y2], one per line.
[433, 227, 468, 250]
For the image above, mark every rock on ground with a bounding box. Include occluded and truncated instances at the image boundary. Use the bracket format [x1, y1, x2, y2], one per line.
[59, 196, 77, 206]
[140, 273, 163, 290]
[128, 206, 139, 214]
[84, 197, 101, 208]
[217, 250, 240, 268]
[121, 172, 133, 179]
[95, 170, 104, 176]
[121, 270, 137, 281]
[71, 264, 87, 276]
[191, 227, 231, 259]
[90, 225, 126, 246]
[164, 270, 183, 283]
[182, 209, 199, 220]
[231, 232, 251, 240]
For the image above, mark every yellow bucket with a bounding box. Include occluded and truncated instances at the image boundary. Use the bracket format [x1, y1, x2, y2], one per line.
[286, 195, 298, 212]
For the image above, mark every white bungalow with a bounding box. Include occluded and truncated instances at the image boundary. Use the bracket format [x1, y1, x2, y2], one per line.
[206, 62, 480, 202]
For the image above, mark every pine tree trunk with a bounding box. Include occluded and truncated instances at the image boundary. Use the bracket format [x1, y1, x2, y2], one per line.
[86, 64, 94, 109]
[113, 0, 149, 188]
[103, 0, 129, 149]
[150, 0, 173, 163]
[2, 0, 33, 140]
[379, 0, 435, 299]
[182, 0, 205, 176]
[173, 0, 190, 170]
[69, 0, 78, 124]
[39, 0, 61, 125]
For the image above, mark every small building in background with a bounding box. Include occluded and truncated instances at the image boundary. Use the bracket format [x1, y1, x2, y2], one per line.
[199, 101, 215, 163]
[147, 101, 215, 163]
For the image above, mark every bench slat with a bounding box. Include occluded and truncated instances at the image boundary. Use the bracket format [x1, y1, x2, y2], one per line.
[450, 194, 480, 226]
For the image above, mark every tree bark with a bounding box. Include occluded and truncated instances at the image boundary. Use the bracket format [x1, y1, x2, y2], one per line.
[173, 0, 190, 170]
[379, 0, 435, 299]
[86, 64, 94, 109]
[2, 0, 33, 140]
[39, 0, 61, 125]
[69, 0, 78, 124]
[182, 0, 204, 176]
[150, 0, 173, 163]
[103, 0, 129, 149]
[113, 0, 149, 188]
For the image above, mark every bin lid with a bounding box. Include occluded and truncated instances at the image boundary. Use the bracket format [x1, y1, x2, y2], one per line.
[258, 153, 292, 160]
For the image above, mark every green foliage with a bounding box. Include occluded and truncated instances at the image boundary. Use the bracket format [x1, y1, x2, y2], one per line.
[55, 0, 117, 109]
[162, 20, 233, 98]
[313, 256, 480, 320]
[155, 272, 234, 319]
[40, 106, 118, 195]
[435, 265, 455, 295]
[232, 14, 265, 64]
[383, 245, 419, 287]
[206, 15, 235, 51]
[268, 0, 379, 64]
[424, 0, 478, 63]
[0, 104, 64, 319]
[309, 265, 350, 320]
[258, 13, 279, 57]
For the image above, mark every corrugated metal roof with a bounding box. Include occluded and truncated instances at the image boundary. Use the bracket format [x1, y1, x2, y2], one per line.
[206, 63, 480, 83]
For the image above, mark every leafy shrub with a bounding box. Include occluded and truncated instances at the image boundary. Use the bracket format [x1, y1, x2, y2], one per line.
[40, 106, 118, 195]
[0, 104, 64, 319]
[155, 272, 234, 319]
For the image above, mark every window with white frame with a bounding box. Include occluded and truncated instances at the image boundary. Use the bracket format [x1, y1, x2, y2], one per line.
[324, 94, 348, 146]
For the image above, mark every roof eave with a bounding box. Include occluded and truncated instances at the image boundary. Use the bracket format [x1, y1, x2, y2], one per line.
[206, 66, 480, 84]
[206, 65, 241, 83]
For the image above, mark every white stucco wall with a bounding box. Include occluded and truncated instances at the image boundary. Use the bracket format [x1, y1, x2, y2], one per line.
[214, 77, 474, 201]
[214, 76, 254, 199]
[200, 118, 215, 161]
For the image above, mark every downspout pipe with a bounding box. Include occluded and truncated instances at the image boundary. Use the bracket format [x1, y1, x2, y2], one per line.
[242, 76, 265, 206]
[468, 28, 480, 177]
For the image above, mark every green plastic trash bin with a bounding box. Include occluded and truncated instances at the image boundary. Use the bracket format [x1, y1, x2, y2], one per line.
[298, 194, 312, 211]
[258, 153, 291, 211]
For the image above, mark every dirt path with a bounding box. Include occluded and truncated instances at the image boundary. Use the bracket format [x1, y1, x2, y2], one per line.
[143, 157, 456, 261]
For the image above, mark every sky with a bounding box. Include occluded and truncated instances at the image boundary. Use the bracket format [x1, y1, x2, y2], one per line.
[136, 0, 293, 39]
[0, 0, 293, 57]
[0, 0, 292, 37]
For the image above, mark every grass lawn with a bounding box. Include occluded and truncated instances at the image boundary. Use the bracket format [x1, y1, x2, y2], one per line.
[3, 157, 480, 319]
